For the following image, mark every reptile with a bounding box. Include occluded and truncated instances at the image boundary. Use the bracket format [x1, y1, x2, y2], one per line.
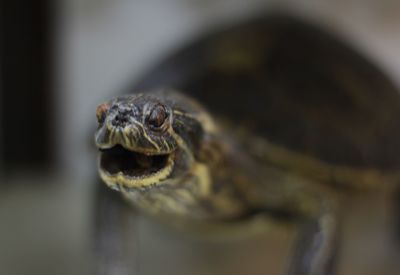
[93, 14, 400, 275]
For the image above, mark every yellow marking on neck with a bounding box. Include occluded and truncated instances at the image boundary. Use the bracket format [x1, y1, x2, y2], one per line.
[169, 128, 194, 162]
[191, 162, 211, 197]
[168, 122, 210, 196]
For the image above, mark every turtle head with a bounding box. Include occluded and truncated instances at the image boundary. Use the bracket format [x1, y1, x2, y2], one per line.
[95, 90, 214, 191]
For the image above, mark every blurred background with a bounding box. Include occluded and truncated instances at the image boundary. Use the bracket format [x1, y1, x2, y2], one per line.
[1, 0, 400, 274]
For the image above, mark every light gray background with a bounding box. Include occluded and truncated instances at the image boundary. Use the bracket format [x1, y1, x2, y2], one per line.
[1, 1, 400, 275]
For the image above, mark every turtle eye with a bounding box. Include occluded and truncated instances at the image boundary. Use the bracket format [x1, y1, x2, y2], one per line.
[147, 104, 168, 130]
[96, 103, 110, 124]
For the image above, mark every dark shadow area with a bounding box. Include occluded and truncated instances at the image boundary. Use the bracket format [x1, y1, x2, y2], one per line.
[1, 0, 55, 174]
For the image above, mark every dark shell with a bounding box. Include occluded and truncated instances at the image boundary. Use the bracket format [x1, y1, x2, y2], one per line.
[133, 14, 400, 170]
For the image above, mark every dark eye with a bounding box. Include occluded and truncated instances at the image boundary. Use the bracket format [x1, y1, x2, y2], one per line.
[96, 103, 110, 124]
[147, 104, 168, 129]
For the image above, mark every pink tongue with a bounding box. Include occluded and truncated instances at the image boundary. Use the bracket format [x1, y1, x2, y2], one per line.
[136, 154, 153, 168]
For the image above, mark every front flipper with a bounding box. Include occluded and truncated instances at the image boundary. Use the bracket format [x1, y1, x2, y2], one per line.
[288, 212, 339, 275]
[93, 182, 138, 275]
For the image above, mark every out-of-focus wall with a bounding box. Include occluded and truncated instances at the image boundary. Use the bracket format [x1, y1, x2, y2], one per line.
[56, 0, 400, 180]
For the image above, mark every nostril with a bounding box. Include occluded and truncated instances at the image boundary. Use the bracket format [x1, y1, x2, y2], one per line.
[112, 108, 132, 126]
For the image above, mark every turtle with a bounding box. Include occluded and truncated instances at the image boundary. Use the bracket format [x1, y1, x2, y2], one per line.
[93, 14, 400, 275]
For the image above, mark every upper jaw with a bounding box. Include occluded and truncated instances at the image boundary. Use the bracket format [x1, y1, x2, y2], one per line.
[94, 125, 172, 156]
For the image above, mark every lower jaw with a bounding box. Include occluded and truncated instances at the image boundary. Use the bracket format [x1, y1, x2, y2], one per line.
[98, 155, 175, 190]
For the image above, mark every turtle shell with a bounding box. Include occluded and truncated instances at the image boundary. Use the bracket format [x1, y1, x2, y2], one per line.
[133, 14, 400, 174]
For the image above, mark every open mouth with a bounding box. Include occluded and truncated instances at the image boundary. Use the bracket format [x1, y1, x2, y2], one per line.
[99, 145, 174, 188]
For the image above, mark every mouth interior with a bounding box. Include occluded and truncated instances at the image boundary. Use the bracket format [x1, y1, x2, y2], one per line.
[100, 145, 170, 178]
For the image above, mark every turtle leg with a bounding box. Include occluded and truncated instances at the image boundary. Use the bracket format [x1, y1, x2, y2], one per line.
[93, 182, 138, 275]
[287, 211, 339, 275]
